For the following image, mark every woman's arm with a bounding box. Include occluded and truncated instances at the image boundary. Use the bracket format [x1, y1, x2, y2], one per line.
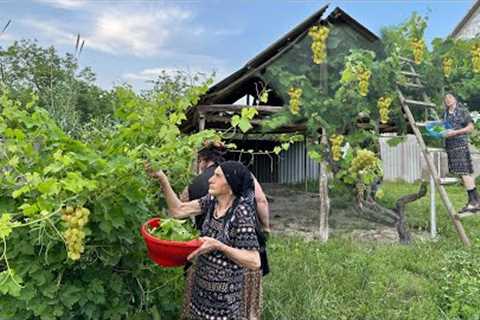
[187, 237, 260, 270]
[446, 122, 474, 137]
[144, 162, 201, 219]
[253, 176, 271, 233]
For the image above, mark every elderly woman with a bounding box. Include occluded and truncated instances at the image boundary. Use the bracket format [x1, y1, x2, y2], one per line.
[443, 93, 479, 212]
[145, 160, 262, 320]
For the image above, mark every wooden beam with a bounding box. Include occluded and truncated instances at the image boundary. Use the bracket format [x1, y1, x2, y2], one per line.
[197, 104, 283, 114]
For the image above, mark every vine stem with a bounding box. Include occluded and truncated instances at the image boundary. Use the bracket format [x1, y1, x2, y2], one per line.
[1, 236, 23, 288]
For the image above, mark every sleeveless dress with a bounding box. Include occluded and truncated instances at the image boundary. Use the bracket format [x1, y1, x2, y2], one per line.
[444, 106, 474, 175]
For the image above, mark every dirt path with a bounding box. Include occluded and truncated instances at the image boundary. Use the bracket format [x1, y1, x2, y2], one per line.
[264, 183, 430, 243]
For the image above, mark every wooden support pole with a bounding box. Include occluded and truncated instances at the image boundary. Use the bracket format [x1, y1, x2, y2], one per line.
[319, 129, 330, 242]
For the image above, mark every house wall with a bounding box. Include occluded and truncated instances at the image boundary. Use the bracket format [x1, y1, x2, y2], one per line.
[278, 141, 320, 184]
[454, 5, 480, 39]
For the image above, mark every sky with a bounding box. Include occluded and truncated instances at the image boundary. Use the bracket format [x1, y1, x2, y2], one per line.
[0, 0, 475, 90]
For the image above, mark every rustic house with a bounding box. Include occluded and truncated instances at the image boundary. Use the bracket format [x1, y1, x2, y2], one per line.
[451, 0, 480, 40]
[182, 5, 382, 184]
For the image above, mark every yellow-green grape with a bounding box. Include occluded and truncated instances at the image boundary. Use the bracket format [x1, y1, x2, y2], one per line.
[308, 26, 329, 64]
[62, 206, 90, 261]
[349, 149, 380, 175]
[288, 87, 302, 114]
[329, 135, 344, 161]
[471, 44, 480, 73]
[356, 66, 371, 97]
[443, 57, 453, 78]
[410, 38, 425, 65]
[377, 96, 392, 124]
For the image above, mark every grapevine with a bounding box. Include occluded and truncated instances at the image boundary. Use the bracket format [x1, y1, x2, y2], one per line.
[62, 206, 90, 261]
[471, 43, 480, 73]
[349, 149, 382, 185]
[442, 57, 453, 78]
[329, 135, 344, 161]
[410, 38, 425, 65]
[308, 25, 330, 64]
[377, 96, 392, 124]
[288, 87, 302, 114]
[356, 65, 371, 97]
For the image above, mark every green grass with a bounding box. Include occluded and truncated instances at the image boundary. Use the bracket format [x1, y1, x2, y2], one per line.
[378, 180, 480, 240]
[262, 235, 480, 319]
[170, 182, 480, 319]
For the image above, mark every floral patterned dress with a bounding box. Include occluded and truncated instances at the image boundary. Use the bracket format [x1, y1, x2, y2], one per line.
[182, 195, 262, 320]
[444, 105, 474, 175]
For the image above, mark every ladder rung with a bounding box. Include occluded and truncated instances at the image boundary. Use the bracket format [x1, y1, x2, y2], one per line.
[415, 122, 426, 127]
[440, 177, 459, 185]
[457, 211, 480, 219]
[398, 82, 424, 89]
[426, 147, 446, 153]
[400, 71, 421, 78]
[404, 99, 437, 108]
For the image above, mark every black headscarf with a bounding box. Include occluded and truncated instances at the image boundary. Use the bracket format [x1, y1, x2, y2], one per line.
[219, 161, 253, 198]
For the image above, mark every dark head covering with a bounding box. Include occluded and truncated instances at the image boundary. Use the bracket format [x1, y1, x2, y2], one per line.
[219, 161, 253, 198]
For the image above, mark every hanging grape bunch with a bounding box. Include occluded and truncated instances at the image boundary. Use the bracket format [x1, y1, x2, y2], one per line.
[62, 206, 90, 260]
[442, 57, 454, 78]
[288, 87, 302, 114]
[356, 65, 371, 97]
[308, 25, 330, 64]
[471, 44, 480, 73]
[329, 134, 344, 161]
[377, 96, 393, 124]
[409, 38, 425, 65]
[348, 149, 382, 185]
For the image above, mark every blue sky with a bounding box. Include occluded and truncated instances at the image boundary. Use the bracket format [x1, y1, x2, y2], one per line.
[0, 0, 475, 90]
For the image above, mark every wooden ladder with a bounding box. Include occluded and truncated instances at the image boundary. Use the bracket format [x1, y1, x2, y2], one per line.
[396, 56, 471, 246]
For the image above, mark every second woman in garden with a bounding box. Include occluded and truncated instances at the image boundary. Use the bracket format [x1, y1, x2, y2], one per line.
[443, 93, 480, 212]
[145, 160, 262, 320]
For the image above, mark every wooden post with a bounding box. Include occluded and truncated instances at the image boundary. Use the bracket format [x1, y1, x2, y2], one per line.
[430, 173, 437, 238]
[304, 135, 308, 192]
[319, 128, 330, 242]
[193, 112, 206, 174]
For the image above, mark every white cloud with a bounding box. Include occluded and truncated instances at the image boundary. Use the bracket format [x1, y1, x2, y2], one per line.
[123, 65, 230, 84]
[85, 8, 192, 57]
[34, 0, 88, 9]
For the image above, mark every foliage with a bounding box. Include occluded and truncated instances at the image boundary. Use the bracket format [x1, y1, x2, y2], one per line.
[0, 72, 217, 319]
[0, 40, 114, 135]
[148, 218, 199, 241]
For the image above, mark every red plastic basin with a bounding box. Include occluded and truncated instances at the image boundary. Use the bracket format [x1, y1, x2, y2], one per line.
[140, 218, 202, 267]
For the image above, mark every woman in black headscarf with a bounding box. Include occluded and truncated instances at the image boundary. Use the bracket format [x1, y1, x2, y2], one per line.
[145, 161, 263, 320]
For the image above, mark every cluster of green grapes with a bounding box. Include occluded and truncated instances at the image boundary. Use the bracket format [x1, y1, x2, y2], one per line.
[288, 87, 302, 114]
[471, 44, 480, 73]
[442, 57, 453, 78]
[410, 38, 425, 65]
[62, 206, 90, 261]
[356, 66, 371, 97]
[377, 96, 392, 124]
[308, 26, 329, 64]
[329, 134, 344, 161]
[349, 149, 379, 176]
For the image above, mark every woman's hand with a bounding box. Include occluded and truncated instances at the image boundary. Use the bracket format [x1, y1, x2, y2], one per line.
[187, 237, 223, 261]
[443, 129, 456, 138]
[144, 161, 166, 181]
